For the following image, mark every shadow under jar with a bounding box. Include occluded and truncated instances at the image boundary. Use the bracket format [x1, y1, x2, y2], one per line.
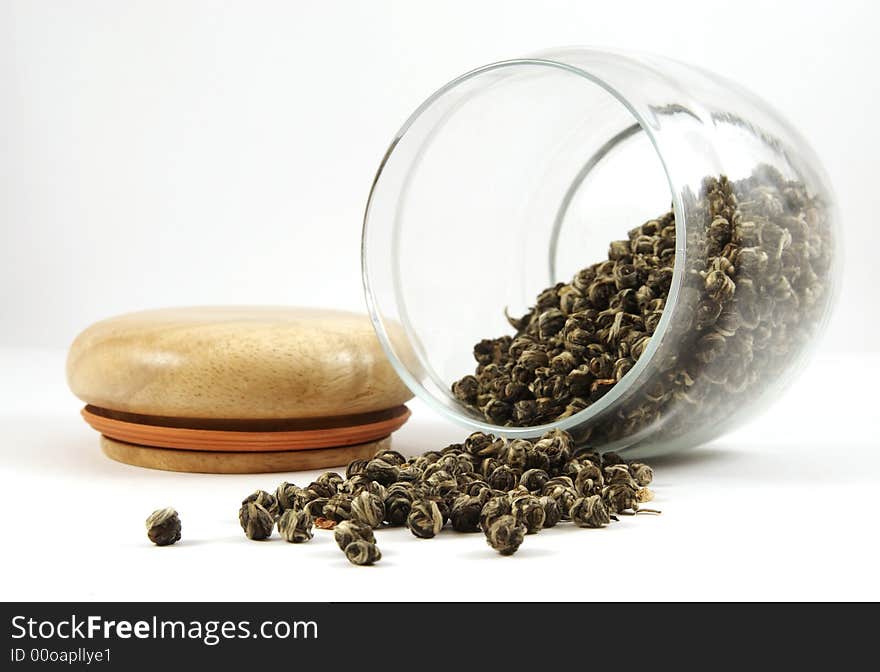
[361, 48, 839, 459]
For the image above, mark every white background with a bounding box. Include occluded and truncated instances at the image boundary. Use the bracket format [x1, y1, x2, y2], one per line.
[1, 0, 879, 601]
[2, 0, 879, 352]
[2, 348, 879, 601]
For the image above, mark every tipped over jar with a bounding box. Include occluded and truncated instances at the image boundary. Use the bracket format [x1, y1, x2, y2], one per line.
[361, 48, 839, 458]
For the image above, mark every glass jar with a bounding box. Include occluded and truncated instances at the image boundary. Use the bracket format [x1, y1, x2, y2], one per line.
[361, 48, 839, 458]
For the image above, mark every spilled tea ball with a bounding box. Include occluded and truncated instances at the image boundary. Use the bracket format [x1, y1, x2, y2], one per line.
[510, 494, 546, 534]
[479, 496, 512, 533]
[343, 540, 382, 566]
[277, 509, 314, 543]
[406, 499, 443, 539]
[601, 483, 640, 514]
[350, 490, 385, 529]
[146, 507, 181, 546]
[383, 483, 415, 526]
[450, 494, 483, 533]
[239, 502, 274, 540]
[538, 495, 562, 528]
[485, 515, 525, 556]
[333, 520, 376, 551]
[629, 463, 654, 487]
[570, 495, 611, 528]
[322, 493, 354, 523]
[242, 490, 279, 519]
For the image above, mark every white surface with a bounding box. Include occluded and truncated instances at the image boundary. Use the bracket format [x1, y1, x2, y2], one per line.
[1, 346, 878, 602]
[1, 0, 878, 354]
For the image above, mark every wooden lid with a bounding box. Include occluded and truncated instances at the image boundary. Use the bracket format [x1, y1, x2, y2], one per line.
[67, 306, 412, 420]
[100, 435, 391, 474]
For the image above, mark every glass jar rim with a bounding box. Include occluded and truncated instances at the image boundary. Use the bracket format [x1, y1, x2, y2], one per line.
[362, 56, 687, 440]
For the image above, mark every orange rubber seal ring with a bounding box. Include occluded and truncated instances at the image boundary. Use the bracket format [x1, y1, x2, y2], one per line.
[81, 404, 411, 452]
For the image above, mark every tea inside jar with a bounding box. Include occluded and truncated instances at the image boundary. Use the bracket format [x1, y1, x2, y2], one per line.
[452, 166, 833, 446]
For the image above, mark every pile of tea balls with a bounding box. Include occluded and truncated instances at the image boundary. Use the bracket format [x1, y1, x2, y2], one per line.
[231, 428, 656, 563]
[147, 429, 656, 561]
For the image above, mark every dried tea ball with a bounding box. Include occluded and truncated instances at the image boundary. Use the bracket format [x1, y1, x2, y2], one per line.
[452, 375, 479, 404]
[479, 457, 502, 478]
[333, 520, 375, 551]
[503, 439, 532, 470]
[290, 485, 320, 511]
[519, 468, 550, 492]
[542, 478, 579, 518]
[239, 502, 274, 540]
[277, 509, 313, 543]
[433, 496, 451, 527]
[464, 431, 503, 457]
[364, 458, 400, 486]
[568, 458, 610, 492]
[396, 465, 422, 483]
[275, 482, 300, 513]
[424, 468, 458, 497]
[479, 496, 512, 533]
[629, 462, 654, 487]
[533, 429, 573, 468]
[450, 494, 483, 533]
[538, 495, 561, 528]
[468, 481, 493, 503]
[373, 449, 407, 466]
[406, 499, 443, 539]
[561, 458, 584, 479]
[383, 483, 415, 526]
[344, 540, 382, 566]
[350, 491, 385, 529]
[322, 493, 353, 522]
[602, 483, 640, 513]
[304, 497, 329, 519]
[569, 495, 611, 528]
[242, 490, 279, 519]
[574, 471, 600, 498]
[487, 465, 519, 491]
[542, 475, 575, 493]
[485, 515, 526, 556]
[315, 471, 344, 491]
[604, 464, 636, 486]
[524, 447, 551, 472]
[511, 494, 546, 534]
[145, 507, 181, 546]
[339, 474, 369, 495]
[420, 461, 446, 480]
[483, 399, 512, 424]
[357, 480, 387, 500]
[345, 459, 369, 479]
[306, 479, 336, 499]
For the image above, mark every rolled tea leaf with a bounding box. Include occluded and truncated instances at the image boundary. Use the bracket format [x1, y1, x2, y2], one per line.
[146, 507, 181, 546]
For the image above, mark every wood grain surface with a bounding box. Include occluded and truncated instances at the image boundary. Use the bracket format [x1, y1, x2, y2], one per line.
[100, 435, 391, 474]
[67, 306, 413, 419]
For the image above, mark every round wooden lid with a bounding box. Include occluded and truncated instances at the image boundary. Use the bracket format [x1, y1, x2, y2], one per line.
[67, 306, 412, 420]
[100, 435, 391, 474]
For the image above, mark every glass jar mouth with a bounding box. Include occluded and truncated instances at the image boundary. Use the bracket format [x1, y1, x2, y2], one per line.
[362, 57, 687, 440]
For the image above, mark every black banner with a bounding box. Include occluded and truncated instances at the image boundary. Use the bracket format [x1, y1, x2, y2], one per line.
[0, 602, 873, 667]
